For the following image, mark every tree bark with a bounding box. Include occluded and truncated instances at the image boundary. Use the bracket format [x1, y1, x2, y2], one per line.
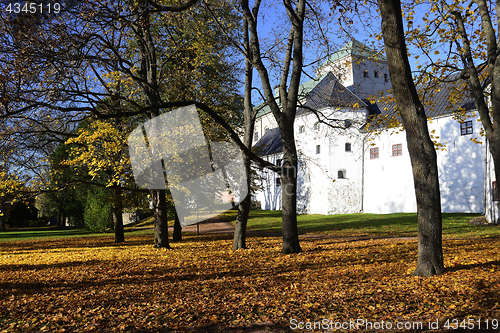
[113, 187, 125, 243]
[173, 210, 182, 241]
[378, 0, 444, 276]
[128, 0, 171, 248]
[1, 200, 5, 231]
[280, 123, 301, 254]
[233, 16, 255, 250]
[152, 189, 171, 249]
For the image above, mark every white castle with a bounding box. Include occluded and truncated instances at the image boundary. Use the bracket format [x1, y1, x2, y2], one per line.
[251, 39, 498, 223]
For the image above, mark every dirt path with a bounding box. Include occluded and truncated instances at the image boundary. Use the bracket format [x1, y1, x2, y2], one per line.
[168, 221, 282, 237]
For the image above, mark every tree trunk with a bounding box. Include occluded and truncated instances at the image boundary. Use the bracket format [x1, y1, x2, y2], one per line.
[152, 189, 171, 249]
[113, 187, 125, 243]
[58, 201, 64, 228]
[234, 177, 251, 249]
[280, 125, 301, 254]
[490, 139, 500, 224]
[1, 200, 5, 231]
[378, 0, 444, 276]
[173, 210, 182, 241]
[233, 16, 255, 250]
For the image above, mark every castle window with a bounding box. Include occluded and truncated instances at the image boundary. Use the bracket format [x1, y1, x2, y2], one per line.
[276, 158, 283, 166]
[363, 70, 369, 78]
[345, 119, 352, 128]
[299, 125, 305, 133]
[384, 73, 388, 82]
[392, 143, 403, 156]
[313, 122, 320, 130]
[460, 121, 473, 135]
[374, 70, 379, 78]
[276, 177, 281, 186]
[254, 131, 259, 141]
[345, 143, 351, 152]
[338, 170, 346, 179]
[316, 145, 321, 154]
[370, 147, 379, 159]
[264, 127, 269, 134]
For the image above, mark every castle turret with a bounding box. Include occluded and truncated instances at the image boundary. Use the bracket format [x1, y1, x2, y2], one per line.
[316, 39, 391, 99]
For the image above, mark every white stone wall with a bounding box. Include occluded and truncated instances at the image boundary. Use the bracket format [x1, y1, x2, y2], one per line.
[255, 107, 368, 214]
[363, 112, 487, 214]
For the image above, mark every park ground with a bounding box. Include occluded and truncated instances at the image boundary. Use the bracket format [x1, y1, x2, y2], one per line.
[1, 211, 500, 332]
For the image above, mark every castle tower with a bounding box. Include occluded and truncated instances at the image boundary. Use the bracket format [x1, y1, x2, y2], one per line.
[316, 39, 392, 99]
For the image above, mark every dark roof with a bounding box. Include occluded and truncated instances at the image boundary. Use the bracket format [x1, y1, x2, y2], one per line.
[369, 78, 476, 129]
[255, 72, 331, 118]
[253, 127, 282, 156]
[296, 73, 367, 115]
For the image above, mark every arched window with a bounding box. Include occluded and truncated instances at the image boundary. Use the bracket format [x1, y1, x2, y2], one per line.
[299, 125, 305, 133]
[313, 122, 320, 130]
[338, 170, 346, 179]
[345, 119, 352, 128]
[345, 143, 351, 152]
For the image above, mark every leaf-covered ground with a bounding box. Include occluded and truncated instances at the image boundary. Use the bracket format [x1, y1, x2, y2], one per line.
[1, 233, 500, 332]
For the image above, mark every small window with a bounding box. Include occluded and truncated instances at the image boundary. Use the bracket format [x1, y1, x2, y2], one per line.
[370, 147, 379, 159]
[313, 122, 320, 130]
[345, 119, 352, 128]
[384, 73, 388, 82]
[316, 145, 321, 154]
[276, 177, 281, 186]
[264, 127, 269, 134]
[345, 143, 351, 152]
[363, 70, 368, 78]
[254, 131, 259, 141]
[460, 121, 473, 135]
[374, 70, 379, 78]
[338, 170, 346, 179]
[493, 181, 499, 201]
[392, 143, 403, 156]
[276, 158, 283, 166]
[299, 125, 305, 133]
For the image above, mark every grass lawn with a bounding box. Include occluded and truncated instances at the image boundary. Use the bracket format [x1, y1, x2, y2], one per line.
[1, 211, 497, 243]
[220, 210, 499, 239]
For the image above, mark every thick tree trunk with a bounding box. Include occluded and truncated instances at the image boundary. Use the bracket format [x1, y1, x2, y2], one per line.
[233, 17, 254, 250]
[280, 126, 301, 254]
[490, 139, 500, 224]
[1, 200, 5, 231]
[152, 189, 171, 249]
[58, 201, 64, 228]
[378, 0, 444, 276]
[173, 210, 182, 241]
[234, 182, 251, 249]
[113, 187, 125, 243]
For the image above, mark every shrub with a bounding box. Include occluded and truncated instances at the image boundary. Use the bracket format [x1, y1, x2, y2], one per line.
[84, 186, 113, 232]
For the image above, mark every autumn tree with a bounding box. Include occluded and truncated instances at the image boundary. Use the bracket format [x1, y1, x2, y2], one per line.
[233, 0, 306, 254]
[376, 0, 444, 276]
[399, 0, 500, 223]
[0, 0, 244, 246]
